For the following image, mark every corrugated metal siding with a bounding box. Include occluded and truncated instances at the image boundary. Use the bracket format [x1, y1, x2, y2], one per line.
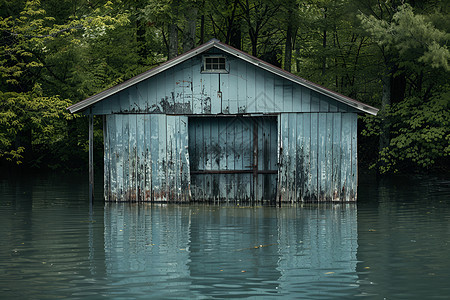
[90, 50, 358, 116]
[278, 112, 357, 202]
[104, 114, 190, 202]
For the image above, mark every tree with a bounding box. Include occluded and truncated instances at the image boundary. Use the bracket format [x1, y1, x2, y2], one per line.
[0, 0, 129, 166]
[359, 3, 450, 173]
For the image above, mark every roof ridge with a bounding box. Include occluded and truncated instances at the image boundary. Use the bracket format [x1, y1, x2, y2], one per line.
[68, 40, 378, 115]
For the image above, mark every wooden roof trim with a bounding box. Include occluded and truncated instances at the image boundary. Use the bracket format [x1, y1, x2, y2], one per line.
[68, 39, 378, 115]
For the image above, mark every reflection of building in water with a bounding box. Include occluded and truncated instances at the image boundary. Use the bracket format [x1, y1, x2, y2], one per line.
[103, 204, 192, 298]
[187, 206, 281, 298]
[277, 204, 359, 297]
[103, 204, 358, 298]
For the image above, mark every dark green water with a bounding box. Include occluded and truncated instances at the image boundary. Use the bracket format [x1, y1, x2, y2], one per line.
[0, 172, 449, 299]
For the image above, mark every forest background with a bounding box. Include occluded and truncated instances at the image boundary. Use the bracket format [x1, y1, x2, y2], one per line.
[0, 0, 449, 174]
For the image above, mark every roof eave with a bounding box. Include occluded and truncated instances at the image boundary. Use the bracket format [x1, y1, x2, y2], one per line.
[67, 40, 219, 114]
[68, 39, 379, 116]
[213, 42, 379, 116]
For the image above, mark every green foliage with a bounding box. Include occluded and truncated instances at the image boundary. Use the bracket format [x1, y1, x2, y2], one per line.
[0, 0, 131, 168]
[0, 84, 73, 163]
[359, 3, 450, 71]
[362, 86, 450, 173]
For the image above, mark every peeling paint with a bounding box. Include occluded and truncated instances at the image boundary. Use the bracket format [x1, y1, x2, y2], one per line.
[98, 53, 360, 203]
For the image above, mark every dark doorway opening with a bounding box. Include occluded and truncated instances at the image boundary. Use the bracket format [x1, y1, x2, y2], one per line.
[188, 116, 278, 203]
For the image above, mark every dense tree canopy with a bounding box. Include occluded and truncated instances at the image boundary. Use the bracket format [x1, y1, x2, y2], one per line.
[0, 0, 448, 173]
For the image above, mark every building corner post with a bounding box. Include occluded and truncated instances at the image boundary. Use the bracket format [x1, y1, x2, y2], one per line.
[89, 109, 94, 204]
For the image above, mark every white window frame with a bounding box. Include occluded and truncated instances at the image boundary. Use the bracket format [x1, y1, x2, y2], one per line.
[201, 55, 228, 73]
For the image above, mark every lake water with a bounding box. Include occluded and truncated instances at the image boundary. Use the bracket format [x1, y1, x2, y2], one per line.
[0, 172, 449, 299]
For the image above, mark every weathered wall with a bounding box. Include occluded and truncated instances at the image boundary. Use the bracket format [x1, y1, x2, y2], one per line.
[189, 116, 278, 202]
[104, 112, 357, 202]
[90, 49, 357, 116]
[99, 48, 359, 202]
[278, 112, 358, 202]
[104, 114, 190, 202]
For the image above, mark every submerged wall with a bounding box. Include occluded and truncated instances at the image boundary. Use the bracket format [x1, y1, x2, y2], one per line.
[278, 112, 358, 202]
[103, 112, 357, 202]
[103, 114, 190, 202]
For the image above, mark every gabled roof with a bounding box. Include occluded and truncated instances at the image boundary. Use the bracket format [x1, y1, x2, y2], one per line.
[68, 39, 378, 115]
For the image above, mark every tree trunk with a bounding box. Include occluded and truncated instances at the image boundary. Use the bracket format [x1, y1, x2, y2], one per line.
[136, 19, 147, 63]
[183, 7, 198, 52]
[378, 64, 392, 172]
[322, 8, 327, 75]
[200, 14, 205, 44]
[168, 23, 178, 59]
[250, 29, 258, 57]
[284, 21, 293, 72]
[229, 22, 241, 50]
[168, 0, 179, 59]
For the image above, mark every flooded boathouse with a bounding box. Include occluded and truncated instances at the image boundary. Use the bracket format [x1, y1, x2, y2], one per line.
[68, 39, 378, 203]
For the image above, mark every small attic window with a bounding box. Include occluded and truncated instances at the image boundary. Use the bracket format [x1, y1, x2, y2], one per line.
[202, 55, 228, 73]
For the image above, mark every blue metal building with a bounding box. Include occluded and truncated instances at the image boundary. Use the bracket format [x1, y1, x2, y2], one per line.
[68, 39, 378, 203]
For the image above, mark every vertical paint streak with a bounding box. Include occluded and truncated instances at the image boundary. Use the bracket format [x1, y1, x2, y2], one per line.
[270, 117, 278, 201]
[103, 116, 110, 201]
[181, 117, 190, 202]
[332, 113, 342, 201]
[122, 115, 130, 200]
[235, 118, 244, 200]
[230, 118, 236, 201]
[130, 114, 138, 201]
[195, 120, 204, 200]
[303, 113, 311, 201]
[318, 113, 327, 201]
[150, 115, 159, 200]
[158, 114, 167, 201]
[115, 115, 123, 200]
[351, 114, 358, 201]
[144, 115, 152, 200]
[218, 120, 227, 200]
[166, 116, 175, 201]
[325, 113, 333, 201]
[288, 114, 297, 202]
[276, 115, 281, 204]
[310, 113, 318, 201]
[341, 113, 351, 201]
[280, 114, 290, 202]
[108, 115, 116, 200]
[296, 113, 304, 201]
